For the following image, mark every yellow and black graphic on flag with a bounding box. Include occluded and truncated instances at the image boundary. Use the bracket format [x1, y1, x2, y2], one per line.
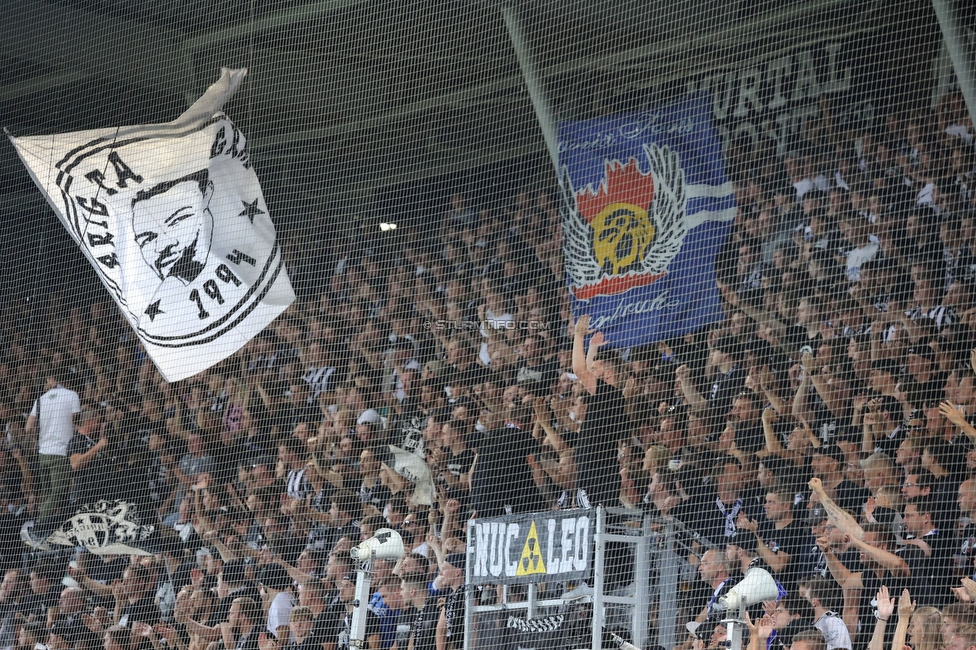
[516, 521, 546, 576]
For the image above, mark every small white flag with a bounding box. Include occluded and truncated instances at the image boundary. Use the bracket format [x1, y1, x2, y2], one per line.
[8, 69, 295, 381]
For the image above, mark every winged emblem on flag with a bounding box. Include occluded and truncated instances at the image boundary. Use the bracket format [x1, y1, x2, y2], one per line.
[561, 143, 687, 301]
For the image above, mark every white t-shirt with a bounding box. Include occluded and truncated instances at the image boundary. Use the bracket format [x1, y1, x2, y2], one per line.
[814, 611, 852, 650]
[31, 385, 81, 456]
[267, 591, 296, 639]
[846, 242, 879, 281]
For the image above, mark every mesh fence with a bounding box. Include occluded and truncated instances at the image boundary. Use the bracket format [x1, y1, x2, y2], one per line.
[0, 0, 975, 649]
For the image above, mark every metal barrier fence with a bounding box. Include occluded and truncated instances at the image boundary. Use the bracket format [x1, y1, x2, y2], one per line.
[463, 507, 709, 650]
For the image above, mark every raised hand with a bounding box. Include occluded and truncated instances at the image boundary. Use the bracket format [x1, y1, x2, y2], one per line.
[896, 588, 915, 620]
[590, 331, 605, 350]
[153, 625, 177, 643]
[940, 401, 968, 427]
[876, 585, 894, 621]
[573, 314, 591, 337]
[961, 577, 976, 602]
[532, 397, 547, 417]
[736, 512, 758, 533]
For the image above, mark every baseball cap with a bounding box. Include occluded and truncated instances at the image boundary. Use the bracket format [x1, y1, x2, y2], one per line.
[870, 359, 900, 376]
[713, 336, 744, 361]
[813, 444, 845, 465]
[258, 563, 293, 591]
[907, 345, 936, 362]
[444, 553, 467, 571]
[806, 504, 828, 526]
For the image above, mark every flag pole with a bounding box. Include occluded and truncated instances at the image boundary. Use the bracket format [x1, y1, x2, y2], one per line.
[500, 4, 561, 177]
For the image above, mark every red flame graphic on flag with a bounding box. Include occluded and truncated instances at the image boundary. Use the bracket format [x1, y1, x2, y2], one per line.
[575, 158, 655, 222]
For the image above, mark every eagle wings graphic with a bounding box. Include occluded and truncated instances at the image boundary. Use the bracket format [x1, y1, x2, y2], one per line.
[561, 143, 687, 297]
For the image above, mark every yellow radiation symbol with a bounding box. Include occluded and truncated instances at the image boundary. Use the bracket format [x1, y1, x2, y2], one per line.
[516, 521, 546, 576]
[590, 202, 655, 275]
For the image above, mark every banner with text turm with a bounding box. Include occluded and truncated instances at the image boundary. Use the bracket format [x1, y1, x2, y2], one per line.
[560, 92, 734, 349]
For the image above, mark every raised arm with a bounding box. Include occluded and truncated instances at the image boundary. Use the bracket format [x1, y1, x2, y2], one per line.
[809, 478, 864, 540]
[675, 365, 707, 413]
[791, 374, 815, 424]
[572, 315, 599, 396]
[867, 586, 894, 650]
[890, 590, 914, 650]
[816, 535, 856, 588]
[848, 535, 910, 577]
[941, 401, 976, 442]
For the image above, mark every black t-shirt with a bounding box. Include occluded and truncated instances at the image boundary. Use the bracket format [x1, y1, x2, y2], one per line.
[445, 449, 475, 481]
[336, 607, 380, 649]
[359, 482, 391, 512]
[576, 380, 628, 507]
[444, 585, 467, 647]
[114, 455, 155, 511]
[308, 522, 360, 554]
[212, 440, 248, 485]
[119, 595, 161, 627]
[212, 584, 263, 625]
[471, 426, 543, 517]
[309, 610, 337, 648]
[782, 326, 821, 357]
[514, 359, 559, 389]
[66, 434, 109, 504]
[769, 621, 811, 650]
[833, 480, 870, 515]
[394, 607, 416, 650]
[757, 518, 814, 592]
[901, 531, 956, 608]
[856, 567, 905, 650]
[873, 425, 905, 458]
[704, 366, 746, 430]
[284, 636, 325, 650]
[811, 547, 861, 582]
[683, 494, 761, 548]
[410, 598, 441, 650]
[959, 522, 976, 565]
[129, 415, 166, 443]
[17, 587, 59, 622]
[449, 363, 490, 389]
[933, 475, 963, 529]
[235, 629, 260, 650]
[735, 423, 766, 454]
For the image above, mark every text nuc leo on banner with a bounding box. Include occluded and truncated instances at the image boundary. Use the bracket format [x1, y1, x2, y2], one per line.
[468, 510, 594, 585]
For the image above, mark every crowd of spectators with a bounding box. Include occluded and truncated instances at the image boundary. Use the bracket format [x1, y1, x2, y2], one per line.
[1, 90, 976, 650]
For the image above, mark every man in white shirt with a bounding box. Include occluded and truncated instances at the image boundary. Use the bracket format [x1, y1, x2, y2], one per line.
[23, 368, 80, 542]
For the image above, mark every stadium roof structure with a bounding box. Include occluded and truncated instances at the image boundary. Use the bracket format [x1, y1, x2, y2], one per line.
[1, 0, 936, 215]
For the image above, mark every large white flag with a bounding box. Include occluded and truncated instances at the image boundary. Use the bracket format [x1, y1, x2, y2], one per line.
[9, 69, 295, 381]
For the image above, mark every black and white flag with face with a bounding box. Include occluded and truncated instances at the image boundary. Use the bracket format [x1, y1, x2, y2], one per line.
[8, 68, 295, 381]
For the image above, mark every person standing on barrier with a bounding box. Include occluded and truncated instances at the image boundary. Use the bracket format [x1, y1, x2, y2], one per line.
[570, 315, 632, 591]
[23, 367, 80, 545]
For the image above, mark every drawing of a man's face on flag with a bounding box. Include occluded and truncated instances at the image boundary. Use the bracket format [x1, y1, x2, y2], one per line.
[131, 171, 215, 284]
[9, 69, 296, 382]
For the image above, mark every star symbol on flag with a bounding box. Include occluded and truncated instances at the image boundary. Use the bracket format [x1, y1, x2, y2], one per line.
[239, 198, 265, 224]
[144, 300, 164, 322]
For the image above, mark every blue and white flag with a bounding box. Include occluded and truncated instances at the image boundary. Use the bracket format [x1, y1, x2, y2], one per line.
[9, 69, 295, 381]
[560, 92, 734, 349]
